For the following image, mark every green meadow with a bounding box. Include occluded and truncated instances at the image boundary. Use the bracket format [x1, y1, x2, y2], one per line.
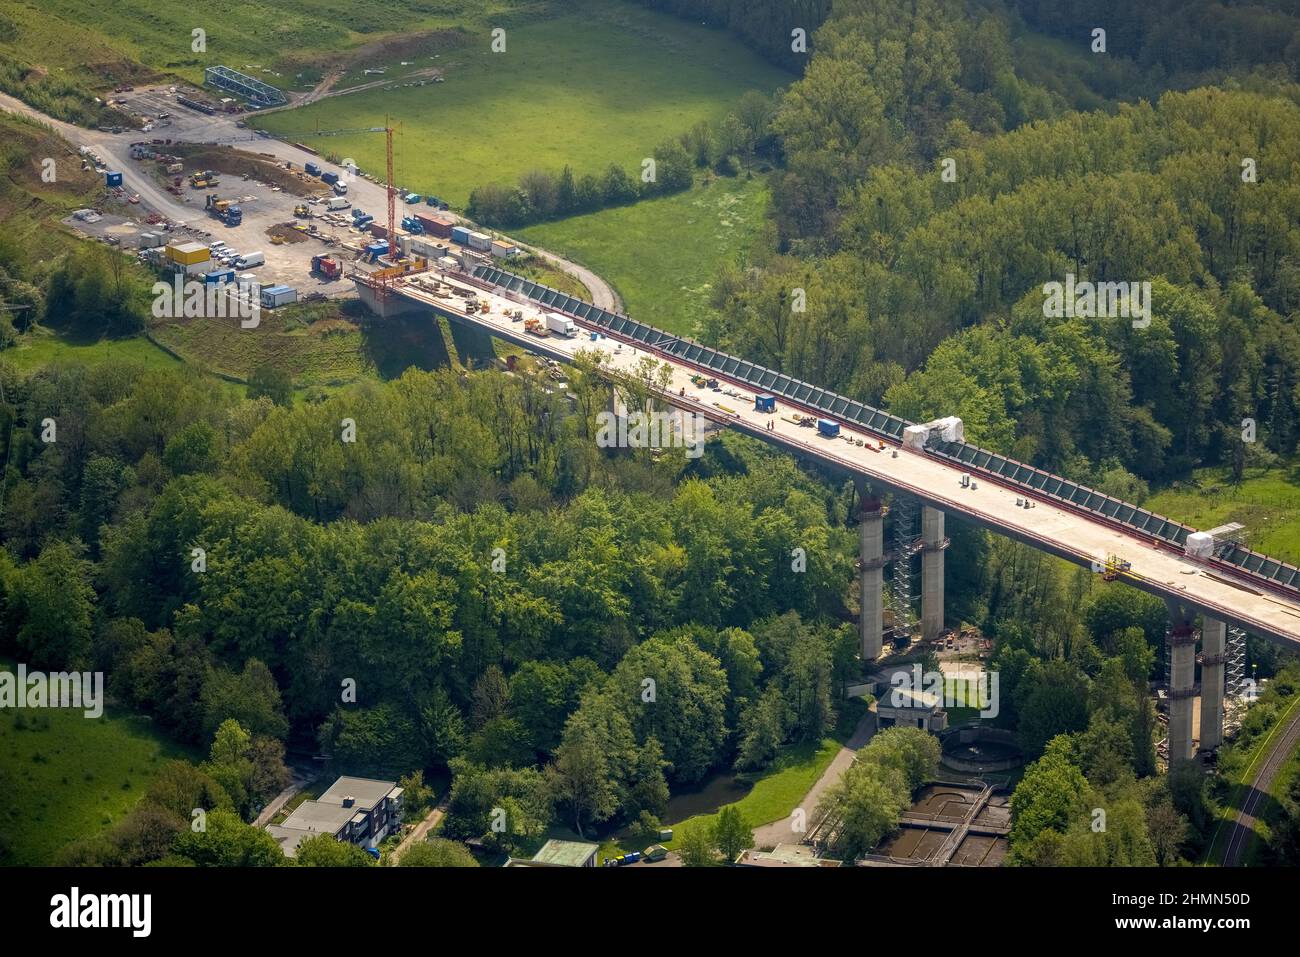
[259, 3, 789, 207]
[518, 172, 771, 335]
[0, 662, 194, 866]
[1145, 464, 1300, 565]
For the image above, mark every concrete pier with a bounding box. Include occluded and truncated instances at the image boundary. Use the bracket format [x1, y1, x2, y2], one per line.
[920, 506, 947, 641]
[1167, 608, 1197, 764]
[857, 479, 884, 661]
[1199, 617, 1227, 752]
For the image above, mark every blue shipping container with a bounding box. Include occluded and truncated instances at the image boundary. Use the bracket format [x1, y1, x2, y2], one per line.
[106, 171, 123, 187]
[451, 226, 470, 245]
[817, 419, 840, 437]
[755, 394, 776, 413]
[321, 171, 339, 185]
[204, 269, 235, 284]
[305, 162, 321, 176]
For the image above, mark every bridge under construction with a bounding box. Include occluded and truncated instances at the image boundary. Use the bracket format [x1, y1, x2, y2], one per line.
[355, 263, 1300, 765]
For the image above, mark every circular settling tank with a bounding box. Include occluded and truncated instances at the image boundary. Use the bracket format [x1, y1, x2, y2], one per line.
[941, 727, 1023, 773]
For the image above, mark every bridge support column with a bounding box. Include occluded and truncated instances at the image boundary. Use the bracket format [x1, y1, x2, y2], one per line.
[1199, 617, 1227, 753]
[920, 506, 947, 641]
[857, 479, 884, 662]
[1166, 607, 1197, 764]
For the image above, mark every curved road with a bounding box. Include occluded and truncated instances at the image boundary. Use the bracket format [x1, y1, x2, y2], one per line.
[0, 89, 622, 313]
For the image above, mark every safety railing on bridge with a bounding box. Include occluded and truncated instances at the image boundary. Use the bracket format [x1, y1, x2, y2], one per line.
[473, 263, 1300, 602]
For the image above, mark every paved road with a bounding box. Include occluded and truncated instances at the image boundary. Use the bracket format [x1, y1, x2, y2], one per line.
[1212, 693, 1300, 866]
[751, 711, 876, 849]
[0, 88, 622, 313]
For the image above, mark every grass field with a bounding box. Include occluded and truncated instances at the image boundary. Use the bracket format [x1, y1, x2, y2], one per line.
[517, 172, 771, 335]
[1145, 463, 1300, 565]
[0, 662, 195, 866]
[259, 2, 789, 207]
[3, 327, 182, 374]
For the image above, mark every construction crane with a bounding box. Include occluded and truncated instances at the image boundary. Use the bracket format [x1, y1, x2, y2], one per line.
[294, 121, 401, 268]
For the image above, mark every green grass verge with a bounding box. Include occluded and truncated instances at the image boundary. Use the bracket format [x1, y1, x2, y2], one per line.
[0, 662, 196, 866]
[517, 172, 771, 335]
[1145, 463, 1300, 565]
[259, 2, 789, 207]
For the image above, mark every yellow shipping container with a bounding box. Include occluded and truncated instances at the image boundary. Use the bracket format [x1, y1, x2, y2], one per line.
[166, 242, 209, 266]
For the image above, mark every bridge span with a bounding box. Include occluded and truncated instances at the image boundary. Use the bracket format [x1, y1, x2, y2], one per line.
[355, 264, 1300, 762]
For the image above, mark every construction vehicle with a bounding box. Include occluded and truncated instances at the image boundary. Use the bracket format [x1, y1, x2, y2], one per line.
[524, 317, 548, 337]
[478, 299, 490, 314]
[311, 255, 342, 280]
[1101, 554, 1133, 582]
[293, 204, 311, 218]
[466, 299, 479, 314]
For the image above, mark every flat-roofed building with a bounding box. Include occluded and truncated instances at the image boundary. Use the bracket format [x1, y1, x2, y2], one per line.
[876, 685, 948, 732]
[506, 838, 599, 868]
[265, 776, 403, 858]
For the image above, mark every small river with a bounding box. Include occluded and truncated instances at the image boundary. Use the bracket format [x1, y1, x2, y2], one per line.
[663, 773, 753, 823]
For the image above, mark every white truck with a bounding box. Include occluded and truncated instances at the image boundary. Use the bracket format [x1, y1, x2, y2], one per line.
[544, 313, 576, 337]
[327, 196, 350, 211]
[235, 251, 265, 269]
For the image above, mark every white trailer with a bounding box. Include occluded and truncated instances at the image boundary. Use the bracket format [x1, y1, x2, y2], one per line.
[544, 313, 576, 337]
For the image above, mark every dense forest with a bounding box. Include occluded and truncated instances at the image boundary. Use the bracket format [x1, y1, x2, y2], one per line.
[684, 0, 1300, 495]
[0, 347, 1284, 866]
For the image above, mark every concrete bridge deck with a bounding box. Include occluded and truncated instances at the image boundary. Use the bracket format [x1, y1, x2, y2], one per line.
[364, 269, 1300, 651]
